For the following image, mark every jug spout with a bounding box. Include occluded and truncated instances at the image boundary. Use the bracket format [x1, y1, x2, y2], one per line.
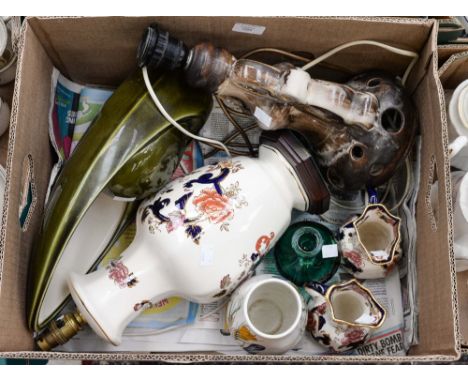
[304, 281, 328, 308]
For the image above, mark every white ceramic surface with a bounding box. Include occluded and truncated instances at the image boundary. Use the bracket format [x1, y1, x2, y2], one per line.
[0, 97, 10, 136]
[37, 192, 128, 327]
[431, 137, 468, 272]
[452, 172, 468, 271]
[68, 144, 310, 345]
[338, 204, 401, 279]
[434, 171, 468, 272]
[225, 274, 307, 354]
[0, 19, 7, 58]
[447, 81, 468, 171]
[0, 18, 16, 85]
[305, 279, 386, 353]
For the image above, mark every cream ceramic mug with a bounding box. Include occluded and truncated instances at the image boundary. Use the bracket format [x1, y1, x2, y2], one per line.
[225, 274, 307, 354]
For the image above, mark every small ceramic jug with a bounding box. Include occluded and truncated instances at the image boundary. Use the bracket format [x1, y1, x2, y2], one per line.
[305, 279, 386, 352]
[338, 203, 401, 279]
[67, 130, 329, 345]
[225, 274, 307, 354]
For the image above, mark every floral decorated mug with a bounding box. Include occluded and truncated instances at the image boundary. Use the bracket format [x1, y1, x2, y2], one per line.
[225, 274, 307, 354]
[338, 203, 401, 279]
[305, 279, 386, 352]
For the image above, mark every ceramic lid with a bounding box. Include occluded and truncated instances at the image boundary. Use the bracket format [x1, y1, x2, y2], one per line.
[259, 130, 330, 214]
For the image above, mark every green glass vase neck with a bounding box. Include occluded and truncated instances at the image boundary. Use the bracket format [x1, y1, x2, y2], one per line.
[291, 226, 324, 258]
[275, 221, 340, 285]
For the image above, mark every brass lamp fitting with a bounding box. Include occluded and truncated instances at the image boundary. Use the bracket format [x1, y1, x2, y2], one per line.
[35, 311, 87, 351]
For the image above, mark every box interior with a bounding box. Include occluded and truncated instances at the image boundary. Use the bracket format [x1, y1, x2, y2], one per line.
[439, 51, 468, 349]
[0, 16, 460, 360]
[438, 45, 468, 68]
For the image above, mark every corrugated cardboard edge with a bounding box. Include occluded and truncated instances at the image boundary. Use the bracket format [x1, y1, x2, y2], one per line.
[403, 21, 463, 361]
[439, 51, 468, 79]
[433, 47, 461, 359]
[439, 51, 468, 353]
[438, 44, 468, 67]
[432, 41, 463, 362]
[0, 18, 28, 285]
[0, 16, 460, 363]
[0, 351, 460, 363]
[29, 15, 434, 24]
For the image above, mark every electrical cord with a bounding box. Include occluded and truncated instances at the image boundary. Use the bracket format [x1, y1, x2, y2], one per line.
[301, 40, 419, 85]
[204, 130, 260, 158]
[240, 47, 312, 62]
[240, 47, 354, 75]
[142, 66, 232, 159]
[215, 95, 255, 156]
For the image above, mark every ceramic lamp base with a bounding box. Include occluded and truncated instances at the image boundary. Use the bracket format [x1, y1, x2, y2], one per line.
[68, 273, 120, 346]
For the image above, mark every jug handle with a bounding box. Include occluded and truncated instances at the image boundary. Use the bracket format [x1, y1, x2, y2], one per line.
[304, 282, 328, 307]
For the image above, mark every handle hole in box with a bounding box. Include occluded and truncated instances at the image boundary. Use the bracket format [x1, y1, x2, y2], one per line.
[19, 154, 37, 232]
[427, 155, 439, 232]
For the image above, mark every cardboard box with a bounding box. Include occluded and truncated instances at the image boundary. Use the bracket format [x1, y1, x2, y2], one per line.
[438, 44, 468, 67]
[438, 49, 468, 355]
[0, 16, 461, 363]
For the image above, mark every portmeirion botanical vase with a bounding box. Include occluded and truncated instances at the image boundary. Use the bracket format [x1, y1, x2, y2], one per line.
[67, 130, 329, 345]
[225, 274, 307, 354]
[338, 204, 401, 279]
[305, 279, 386, 353]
